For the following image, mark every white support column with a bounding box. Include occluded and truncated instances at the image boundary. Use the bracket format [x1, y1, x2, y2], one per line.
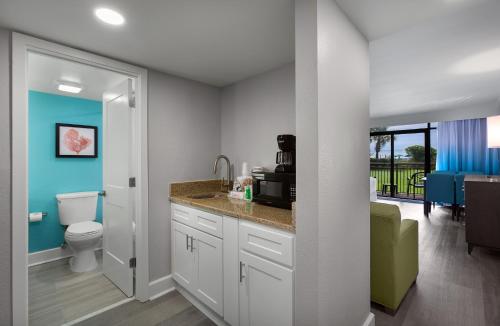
[295, 0, 372, 324]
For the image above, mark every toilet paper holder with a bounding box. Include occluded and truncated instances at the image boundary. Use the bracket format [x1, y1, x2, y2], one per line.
[28, 212, 47, 222]
[29, 212, 47, 218]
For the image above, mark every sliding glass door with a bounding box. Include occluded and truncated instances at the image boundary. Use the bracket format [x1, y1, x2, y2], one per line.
[370, 124, 436, 200]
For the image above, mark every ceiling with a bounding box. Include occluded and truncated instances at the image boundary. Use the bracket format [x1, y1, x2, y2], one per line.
[336, 0, 490, 41]
[0, 0, 294, 87]
[29, 52, 128, 101]
[370, 0, 500, 118]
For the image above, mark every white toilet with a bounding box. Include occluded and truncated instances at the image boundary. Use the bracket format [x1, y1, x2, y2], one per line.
[56, 191, 103, 273]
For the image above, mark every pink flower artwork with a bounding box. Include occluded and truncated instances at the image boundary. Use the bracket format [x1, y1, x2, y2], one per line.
[63, 128, 92, 154]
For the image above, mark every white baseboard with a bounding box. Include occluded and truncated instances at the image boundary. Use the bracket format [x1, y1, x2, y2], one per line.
[149, 274, 175, 300]
[28, 246, 102, 267]
[176, 285, 227, 326]
[362, 312, 375, 326]
[29, 247, 73, 266]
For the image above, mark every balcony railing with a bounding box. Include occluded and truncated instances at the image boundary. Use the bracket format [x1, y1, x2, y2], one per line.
[370, 161, 435, 199]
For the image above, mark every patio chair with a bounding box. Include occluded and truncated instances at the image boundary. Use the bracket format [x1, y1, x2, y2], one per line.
[407, 172, 425, 199]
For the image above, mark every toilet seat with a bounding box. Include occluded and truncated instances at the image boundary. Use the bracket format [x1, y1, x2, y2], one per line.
[65, 221, 103, 240]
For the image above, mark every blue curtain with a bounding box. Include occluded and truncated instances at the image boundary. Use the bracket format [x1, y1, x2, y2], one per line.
[437, 118, 500, 174]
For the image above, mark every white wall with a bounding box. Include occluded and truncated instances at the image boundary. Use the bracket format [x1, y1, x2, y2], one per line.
[295, 0, 371, 325]
[148, 70, 221, 281]
[0, 28, 12, 326]
[1, 29, 222, 314]
[220, 63, 295, 176]
[295, 0, 319, 323]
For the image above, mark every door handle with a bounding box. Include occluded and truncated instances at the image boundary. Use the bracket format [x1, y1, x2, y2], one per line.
[239, 261, 245, 283]
[190, 236, 195, 252]
[186, 234, 190, 251]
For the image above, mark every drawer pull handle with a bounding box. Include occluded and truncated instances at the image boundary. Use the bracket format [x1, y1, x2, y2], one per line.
[239, 261, 245, 283]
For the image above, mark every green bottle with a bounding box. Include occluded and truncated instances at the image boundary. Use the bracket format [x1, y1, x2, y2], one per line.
[244, 185, 252, 201]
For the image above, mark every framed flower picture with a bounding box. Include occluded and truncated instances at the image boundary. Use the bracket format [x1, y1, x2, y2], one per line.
[56, 123, 98, 158]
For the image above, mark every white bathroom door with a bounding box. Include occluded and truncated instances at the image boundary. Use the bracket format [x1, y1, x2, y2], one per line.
[102, 79, 135, 297]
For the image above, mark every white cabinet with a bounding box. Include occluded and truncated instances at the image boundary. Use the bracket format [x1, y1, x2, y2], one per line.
[172, 221, 195, 290]
[171, 220, 223, 315]
[172, 203, 295, 326]
[193, 228, 223, 315]
[239, 250, 294, 326]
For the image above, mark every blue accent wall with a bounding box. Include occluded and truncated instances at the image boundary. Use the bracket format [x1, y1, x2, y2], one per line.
[29, 91, 103, 253]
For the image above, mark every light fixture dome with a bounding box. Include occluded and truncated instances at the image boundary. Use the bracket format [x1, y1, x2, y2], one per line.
[95, 8, 125, 26]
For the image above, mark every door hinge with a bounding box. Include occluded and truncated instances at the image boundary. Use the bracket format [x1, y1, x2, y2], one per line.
[129, 257, 136, 268]
[129, 177, 136, 188]
[129, 93, 136, 108]
[128, 78, 136, 108]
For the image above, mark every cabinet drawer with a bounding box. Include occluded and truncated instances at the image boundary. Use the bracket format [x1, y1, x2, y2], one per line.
[239, 220, 294, 267]
[191, 208, 223, 238]
[171, 203, 223, 238]
[172, 203, 193, 226]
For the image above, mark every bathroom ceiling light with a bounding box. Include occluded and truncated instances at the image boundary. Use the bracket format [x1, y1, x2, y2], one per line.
[57, 81, 83, 94]
[94, 8, 125, 26]
[451, 47, 500, 74]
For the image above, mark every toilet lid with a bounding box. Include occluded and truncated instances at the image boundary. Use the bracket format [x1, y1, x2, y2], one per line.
[66, 221, 103, 238]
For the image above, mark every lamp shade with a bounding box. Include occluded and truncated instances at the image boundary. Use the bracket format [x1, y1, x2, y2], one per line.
[487, 115, 500, 148]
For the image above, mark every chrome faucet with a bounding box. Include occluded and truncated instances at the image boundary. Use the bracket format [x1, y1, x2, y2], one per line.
[213, 155, 232, 192]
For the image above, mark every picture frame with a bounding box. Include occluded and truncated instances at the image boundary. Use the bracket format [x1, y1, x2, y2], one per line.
[56, 123, 98, 158]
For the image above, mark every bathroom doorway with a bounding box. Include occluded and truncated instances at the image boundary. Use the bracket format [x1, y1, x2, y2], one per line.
[12, 33, 149, 326]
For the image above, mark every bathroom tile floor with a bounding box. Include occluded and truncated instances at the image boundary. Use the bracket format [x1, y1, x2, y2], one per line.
[29, 250, 128, 326]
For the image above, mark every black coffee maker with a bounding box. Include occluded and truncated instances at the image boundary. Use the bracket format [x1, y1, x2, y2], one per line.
[275, 134, 296, 173]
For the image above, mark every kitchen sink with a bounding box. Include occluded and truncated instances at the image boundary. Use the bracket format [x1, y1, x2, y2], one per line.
[187, 193, 223, 199]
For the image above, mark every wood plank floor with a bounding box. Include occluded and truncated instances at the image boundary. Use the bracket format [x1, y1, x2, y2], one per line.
[373, 200, 500, 326]
[31, 201, 500, 326]
[76, 290, 215, 326]
[29, 251, 128, 326]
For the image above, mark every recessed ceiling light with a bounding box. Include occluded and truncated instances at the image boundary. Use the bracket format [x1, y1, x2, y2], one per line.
[451, 47, 500, 74]
[94, 8, 125, 26]
[57, 81, 83, 94]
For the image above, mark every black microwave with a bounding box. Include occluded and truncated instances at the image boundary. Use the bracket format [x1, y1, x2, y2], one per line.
[252, 172, 296, 209]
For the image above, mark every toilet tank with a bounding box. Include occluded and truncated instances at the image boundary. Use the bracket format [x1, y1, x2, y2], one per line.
[56, 191, 99, 225]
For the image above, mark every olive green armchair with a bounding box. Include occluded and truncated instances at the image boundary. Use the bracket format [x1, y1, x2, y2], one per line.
[370, 202, 418, 312]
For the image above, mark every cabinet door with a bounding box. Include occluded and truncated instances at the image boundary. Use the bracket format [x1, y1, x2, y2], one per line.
[172, 221, 195, 291]
[193, 228, 224, 315]
[239, 250, 293, 326]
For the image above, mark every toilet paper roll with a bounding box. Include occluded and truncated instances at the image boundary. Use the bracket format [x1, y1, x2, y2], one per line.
[29, 212, 44, 222]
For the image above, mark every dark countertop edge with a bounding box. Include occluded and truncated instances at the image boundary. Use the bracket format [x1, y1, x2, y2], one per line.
[169, 196, 296, 233]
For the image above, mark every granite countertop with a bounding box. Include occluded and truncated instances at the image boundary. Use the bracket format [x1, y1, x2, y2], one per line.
[169, 180, 295, 233]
